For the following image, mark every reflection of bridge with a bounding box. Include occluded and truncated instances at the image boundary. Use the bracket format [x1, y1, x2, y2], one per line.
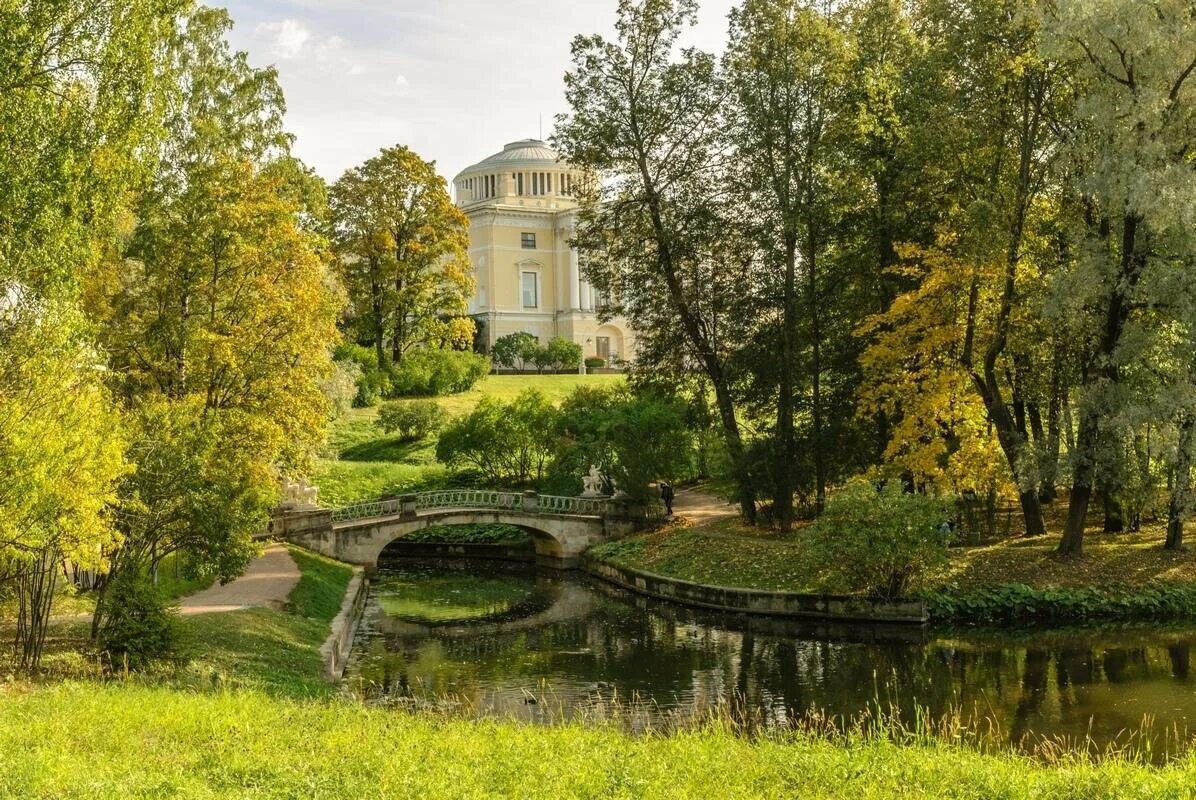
[275, 489, 639, 568]
[372, 581, 595, 639]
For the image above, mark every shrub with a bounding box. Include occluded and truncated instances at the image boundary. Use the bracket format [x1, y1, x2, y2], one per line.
[542, 337, 582, 372]
[436, 388, 560, 485]
[332, 343, 388, 407]
[584, 357, 605, 369]
[321, 358, 362, 419]
[923, 581, 1196, 625]
[552, 385, 693, 503]
[376, 399, 445, 441]
[491, 332, 539, 371]
[97, 573, 183, 669]
[806, 480, 951, 599]
[389, 349, 489, 396]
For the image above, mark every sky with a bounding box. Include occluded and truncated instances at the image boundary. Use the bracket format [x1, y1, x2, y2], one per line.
[221, 0, 737, 184]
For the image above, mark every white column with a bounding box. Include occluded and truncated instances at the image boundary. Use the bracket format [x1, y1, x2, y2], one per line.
[580, 279, 593, 311]
[568, 235, 580, 310]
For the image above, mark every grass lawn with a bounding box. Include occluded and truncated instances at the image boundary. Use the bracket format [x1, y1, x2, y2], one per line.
[590, 492, 1196, 624]
[589, 520, 827, 592]
[0, 682, 1192, 798]
[314, 373, 625, 506]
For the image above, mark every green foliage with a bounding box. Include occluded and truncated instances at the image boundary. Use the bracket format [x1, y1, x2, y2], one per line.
[400, 524, 530, 545]
[584, 357, 606, 369]
[925, 581, 1196, 626]
[542, 337, 583, 372]
[388, 349, 490, 396]
[285, 547, 354, 621]
[376, 399, 445, 441]
[96, 573, 183, 669]
[807, 481, 951, 598]
[491, 332, 540, 371]
[436, 389, 560, 486]
[322, 358, 362, 419]
[9, 682, 1196, 797]
[330, 145, 474, 363]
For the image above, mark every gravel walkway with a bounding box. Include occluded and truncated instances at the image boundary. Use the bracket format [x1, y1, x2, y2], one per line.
[671, 487, 739, 526]
[178, 544, 300, 616]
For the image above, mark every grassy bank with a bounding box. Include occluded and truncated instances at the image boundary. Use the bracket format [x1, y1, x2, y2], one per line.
[1, 682, 1193, 799]
[590, 503, 1196, 625]
[2, 545, 353, 698]
[315, 374, 624, 506]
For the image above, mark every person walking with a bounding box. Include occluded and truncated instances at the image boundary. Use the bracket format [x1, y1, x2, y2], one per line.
[660, 481, 675, 516]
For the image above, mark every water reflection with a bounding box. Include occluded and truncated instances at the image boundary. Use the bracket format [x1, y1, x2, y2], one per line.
[346, 560, 1196, 758]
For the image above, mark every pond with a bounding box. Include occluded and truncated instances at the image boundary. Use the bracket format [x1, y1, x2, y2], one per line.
[345, 559, 1196, 759]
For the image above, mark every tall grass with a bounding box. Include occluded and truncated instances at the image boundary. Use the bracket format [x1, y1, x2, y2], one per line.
[0, 682, 1192, 799]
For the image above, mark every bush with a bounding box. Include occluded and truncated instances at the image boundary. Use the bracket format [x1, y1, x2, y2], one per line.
[923, 581, 1196, 625]
[436, 389, 560, 485]
[333, 343, 388, 407]
[321, 357, 362, 419]
[491, 332, 539, 371]
[584, 357, 606, 369]
[806, 480, 951, 599]
[389, 349, 489, 396]
[376, 399, 445, 441]
[97, 573, 183, 669]
[542, 337, 582, 372]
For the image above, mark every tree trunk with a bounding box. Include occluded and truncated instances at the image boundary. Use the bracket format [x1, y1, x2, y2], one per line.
[808, 238, 825, 514]
[1039, 356, 1063, 502]
[632, 150, 754, 523]
[1102, 490, 1125, 533]
[1059, 214, 1144, 556]
[1166, 411, 1194, 549]
[774, 235, 798, 532]
[15, 548, 59, 672]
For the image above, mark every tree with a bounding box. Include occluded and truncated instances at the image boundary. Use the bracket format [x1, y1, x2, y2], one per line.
[557, 385, 692, 505]
[0, 0, 172, 668]
[491, 332, 540, 371]
[93, 7, 339, 627]
[330, 145, 474, 366]
[724, 0, 852, 525]
[0, 292, 126, 669]
[555, 0, 759, 520]
[857, 0, 1066, 537]
[1043, 0, 1196, 555]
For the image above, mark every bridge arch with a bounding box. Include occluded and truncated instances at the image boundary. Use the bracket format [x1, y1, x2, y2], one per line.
[276, 489, 639, 569]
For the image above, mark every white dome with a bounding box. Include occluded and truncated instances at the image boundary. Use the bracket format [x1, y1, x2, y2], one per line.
[457, 139, 562, 177]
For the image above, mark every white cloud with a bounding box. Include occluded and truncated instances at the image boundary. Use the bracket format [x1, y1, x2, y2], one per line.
[256, 18, 310, 59]
[227, 0, 737, 182]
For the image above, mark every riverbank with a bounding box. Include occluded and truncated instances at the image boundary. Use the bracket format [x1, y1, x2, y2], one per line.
[9, 546, 1196, 796]
[1, 682, 1193, 798]
[2, 546, 352, 697]
[586, 501, 1196, 626]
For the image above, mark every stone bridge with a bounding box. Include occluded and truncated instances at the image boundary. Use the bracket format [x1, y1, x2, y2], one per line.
[273, 489, 640, 569]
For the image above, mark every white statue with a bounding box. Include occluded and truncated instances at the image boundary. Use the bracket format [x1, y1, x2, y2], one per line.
[280, 476, 319, 509]
[581, 465, 606, 497]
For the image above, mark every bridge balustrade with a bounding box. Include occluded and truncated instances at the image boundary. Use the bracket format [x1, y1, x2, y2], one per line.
[329, 490, 615, 523]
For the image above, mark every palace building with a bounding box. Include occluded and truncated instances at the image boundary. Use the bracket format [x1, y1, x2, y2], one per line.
[453, 139, 634, 366]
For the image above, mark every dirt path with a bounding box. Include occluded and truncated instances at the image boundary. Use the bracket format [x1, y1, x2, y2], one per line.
[671, 486, 738, 526]
[178, 544, 300, 616]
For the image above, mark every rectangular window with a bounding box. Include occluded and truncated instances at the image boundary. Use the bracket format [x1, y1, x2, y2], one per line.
[546, 173, 552, 193]
[517, 173, 524, 195]
[521, 232, 536, 249]
[521, 271, 538, 308]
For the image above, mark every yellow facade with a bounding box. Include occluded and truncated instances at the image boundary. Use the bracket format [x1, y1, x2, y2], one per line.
[453, 139, 634, 365]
